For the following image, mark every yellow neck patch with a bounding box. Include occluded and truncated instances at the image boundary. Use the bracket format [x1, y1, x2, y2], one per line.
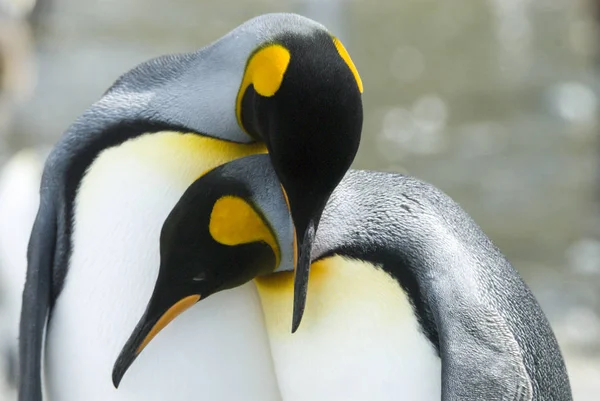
[209, 195, 280, 266]
[332, 37, 363, 93]
[113, 131, 268, 182]
[255, 256, 412, 336]
[236, 45, 291, 130]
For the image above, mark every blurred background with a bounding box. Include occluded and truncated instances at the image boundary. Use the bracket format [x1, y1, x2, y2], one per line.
[0, 0, 599, 399]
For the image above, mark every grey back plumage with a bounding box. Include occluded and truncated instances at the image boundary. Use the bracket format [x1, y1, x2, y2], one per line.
[314, 170, 572, 400]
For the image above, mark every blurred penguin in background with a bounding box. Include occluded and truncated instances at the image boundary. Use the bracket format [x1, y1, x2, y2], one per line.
[0, 148, 46, 394]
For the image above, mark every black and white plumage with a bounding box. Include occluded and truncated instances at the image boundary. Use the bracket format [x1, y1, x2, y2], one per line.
[18, 12, 363, 401]
[14, 11, 572, 401]
[312, 170, 572, 401]
[133, 153, 572, 401]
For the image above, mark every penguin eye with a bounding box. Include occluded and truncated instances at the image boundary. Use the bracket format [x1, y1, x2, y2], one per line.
[192, 272, 207, 282]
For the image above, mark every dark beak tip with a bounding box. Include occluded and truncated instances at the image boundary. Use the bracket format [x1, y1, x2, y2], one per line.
[290, 221, 317, 334]
[112, 369, 122, 389]
[291, 304, 304, 334]
[112, 350, 133, 389]
[291, 262, 308, 334]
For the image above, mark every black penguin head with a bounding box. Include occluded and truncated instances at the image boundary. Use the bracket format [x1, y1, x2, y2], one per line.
[237, 28, 363, 331]
[112, 155, 295, 388]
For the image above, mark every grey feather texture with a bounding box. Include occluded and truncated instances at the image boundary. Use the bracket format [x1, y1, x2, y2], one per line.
[314, 170, 572, 400]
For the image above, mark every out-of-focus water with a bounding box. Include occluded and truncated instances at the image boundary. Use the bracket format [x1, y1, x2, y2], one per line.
[0, 0, 599, 399]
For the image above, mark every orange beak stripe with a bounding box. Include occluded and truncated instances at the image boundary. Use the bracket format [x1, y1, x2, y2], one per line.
[136, 294, 201, 355]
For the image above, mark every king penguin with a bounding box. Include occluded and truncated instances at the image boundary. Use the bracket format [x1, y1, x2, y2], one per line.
[18, 13, 363, 401]
[114, 152, 573, 401]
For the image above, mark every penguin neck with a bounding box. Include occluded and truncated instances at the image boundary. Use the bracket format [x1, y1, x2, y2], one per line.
[314, 170, 572, 400]
[46, 131, 282, 401]
[312, 170, 512, 354]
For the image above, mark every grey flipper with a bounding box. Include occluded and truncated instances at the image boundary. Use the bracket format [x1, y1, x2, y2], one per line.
[313, 170, 572, 401]
[18, 186, 56, 401]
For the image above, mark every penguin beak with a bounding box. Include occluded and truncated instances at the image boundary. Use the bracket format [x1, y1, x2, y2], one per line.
[112, 292, 201, 388]
[112, 154, 293, 388]
[237, 33, 363, 332]
[285, 192, 326, 333]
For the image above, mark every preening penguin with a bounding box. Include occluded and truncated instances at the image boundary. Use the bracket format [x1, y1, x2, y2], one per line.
[126, 153, 573, 401]
[18, 13, 363, 401]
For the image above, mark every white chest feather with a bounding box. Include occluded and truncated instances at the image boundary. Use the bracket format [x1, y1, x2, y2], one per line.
[45, 132, 281, 401]
[256, 256, 442, 401]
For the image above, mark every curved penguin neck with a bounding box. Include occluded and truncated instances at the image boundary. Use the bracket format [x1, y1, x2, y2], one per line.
[314, 170, 516, 343]
[313, 169, 572, 400]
